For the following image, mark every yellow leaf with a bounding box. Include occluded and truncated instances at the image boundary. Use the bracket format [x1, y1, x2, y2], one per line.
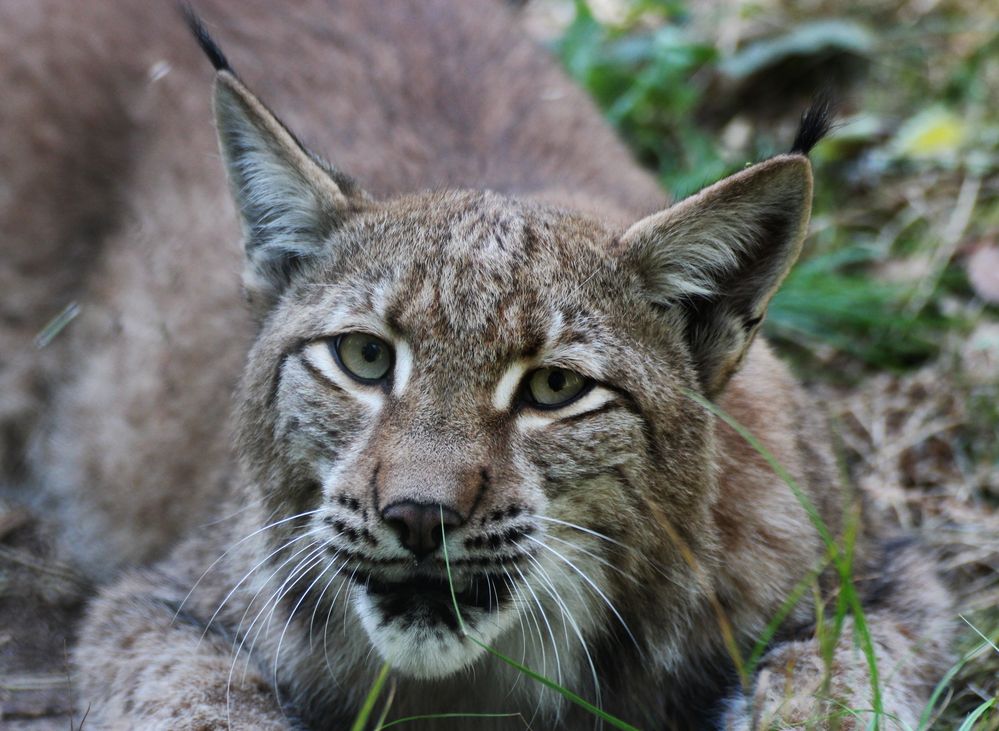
[893, 107, 966, 158]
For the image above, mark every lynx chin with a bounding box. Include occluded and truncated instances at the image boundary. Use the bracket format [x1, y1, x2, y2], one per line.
[2, 0, 951, 728]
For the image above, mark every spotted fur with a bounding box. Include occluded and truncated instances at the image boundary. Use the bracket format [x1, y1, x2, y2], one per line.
[0, 1, 951, 729]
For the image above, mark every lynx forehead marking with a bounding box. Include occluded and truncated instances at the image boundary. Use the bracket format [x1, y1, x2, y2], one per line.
[369, 280, 393, 320]
[546, 309, 565, 346]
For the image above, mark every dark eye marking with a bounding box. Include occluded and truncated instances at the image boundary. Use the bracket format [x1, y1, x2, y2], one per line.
[298, 352, 348, 395]
[555, 399, 625, 425]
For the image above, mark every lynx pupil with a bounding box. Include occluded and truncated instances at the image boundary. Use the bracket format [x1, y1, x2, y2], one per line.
[548, 370, 566, 392]
[362, 341, 381, 363]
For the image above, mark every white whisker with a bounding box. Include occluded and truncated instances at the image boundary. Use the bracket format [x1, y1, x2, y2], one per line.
[544, 531, 640, 586]
[245, 544, 329, 668]
[201, 528, 321, 646]
[514, 561, 558, 730]
[514, 562, 563, 703]
[525, 534, 640, 652]
[526, 552, 603, 723]
[209, 530, 315, 639]
[272, 547, 342, 694]
[500, 568, 530, 699]
[324, 566, 359, 680]
[227, 541, 328, 715]
[224, 536, 323, 727]
[532, 513, 685, 589]
[308, 557, 350, 652]
[178, 509, 322, 624]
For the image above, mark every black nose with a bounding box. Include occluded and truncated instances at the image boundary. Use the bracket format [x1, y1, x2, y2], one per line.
[381, 501, 465, 559]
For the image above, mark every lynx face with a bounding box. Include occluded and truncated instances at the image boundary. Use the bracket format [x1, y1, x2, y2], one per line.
[240, 190, 715, 678]
[213, 59, 811, 679]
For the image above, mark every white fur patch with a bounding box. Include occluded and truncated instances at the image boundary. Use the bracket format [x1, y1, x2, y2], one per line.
[545, 309, 565, 346]
[516, 386, 614, 431]
[353, 589, 488, 679]
[492, 360, 531, 410]
[392, 340, 413, 397]
[369, 281, 393, 320]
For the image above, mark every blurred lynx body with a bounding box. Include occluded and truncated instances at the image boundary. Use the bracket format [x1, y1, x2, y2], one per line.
[0, 0, 950, 728]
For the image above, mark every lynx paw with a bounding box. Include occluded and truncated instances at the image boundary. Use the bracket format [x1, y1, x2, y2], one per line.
[720, 638, 919, 730]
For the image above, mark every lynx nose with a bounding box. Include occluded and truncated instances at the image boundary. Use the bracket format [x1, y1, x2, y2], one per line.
[381, 501, 465, 559]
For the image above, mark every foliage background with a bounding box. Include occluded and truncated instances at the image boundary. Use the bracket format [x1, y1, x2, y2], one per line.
[524, 0, 999, 725]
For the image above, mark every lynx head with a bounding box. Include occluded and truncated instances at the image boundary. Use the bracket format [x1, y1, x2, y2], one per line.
[189, 13, 821, 682]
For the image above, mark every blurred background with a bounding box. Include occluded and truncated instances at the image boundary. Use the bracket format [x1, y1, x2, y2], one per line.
[523, 0, 998, 726]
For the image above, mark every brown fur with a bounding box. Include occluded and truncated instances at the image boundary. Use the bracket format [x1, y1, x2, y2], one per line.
[1, 1, 951, 728]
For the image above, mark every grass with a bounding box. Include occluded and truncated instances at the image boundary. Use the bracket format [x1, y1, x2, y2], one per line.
[545, 0, 999, 374]
[350, 662, 392, 731]
[685, 391, 886, 725]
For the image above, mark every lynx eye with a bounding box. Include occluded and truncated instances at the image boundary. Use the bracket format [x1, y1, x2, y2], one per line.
[524, 367, 590, 409]
[332, 333, 393, 383]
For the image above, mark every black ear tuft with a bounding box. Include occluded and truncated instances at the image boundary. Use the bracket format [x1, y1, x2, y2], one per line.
[180, 3, 233, 73]
[790, 96, 835, 155]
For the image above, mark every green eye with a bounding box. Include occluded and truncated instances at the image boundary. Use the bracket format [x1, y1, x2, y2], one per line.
[524, 367, 590, 409]
[332, 333, 393, 383]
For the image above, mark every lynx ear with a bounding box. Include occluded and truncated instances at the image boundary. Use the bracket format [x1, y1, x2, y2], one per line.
[183, 7, 369, 311]
[621, 155, 813, 395]
[213, 72, 369, 310]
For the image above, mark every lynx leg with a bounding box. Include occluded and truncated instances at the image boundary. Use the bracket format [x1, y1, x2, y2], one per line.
[75, 569, 293, 730]
[723, 543, 952, 730]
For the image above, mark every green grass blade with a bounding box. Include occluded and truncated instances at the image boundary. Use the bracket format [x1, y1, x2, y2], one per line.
[468, 637, 641, 731]
[956, 698, 995, 731]
[351, 662, 392, 731]
[917, 634, 997, 730]
[440, 507, 468, 636]
[683, 388, 884, 720]
[34, 301, 81, 349]
[683, 389, 833, 546]
[960, 615, 999, 654]
[372, 680, 397, 730]
[745, 555, 830, 678]
[377, 712, 523, 729]
[919, 620, 999, 730]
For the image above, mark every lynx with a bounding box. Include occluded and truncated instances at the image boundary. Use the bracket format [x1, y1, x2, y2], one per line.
[1, 1, 950, 728]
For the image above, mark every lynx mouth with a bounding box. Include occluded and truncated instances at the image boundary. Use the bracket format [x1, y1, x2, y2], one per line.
[353, 568, 521, 678]
[356, 570, 511, 629]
